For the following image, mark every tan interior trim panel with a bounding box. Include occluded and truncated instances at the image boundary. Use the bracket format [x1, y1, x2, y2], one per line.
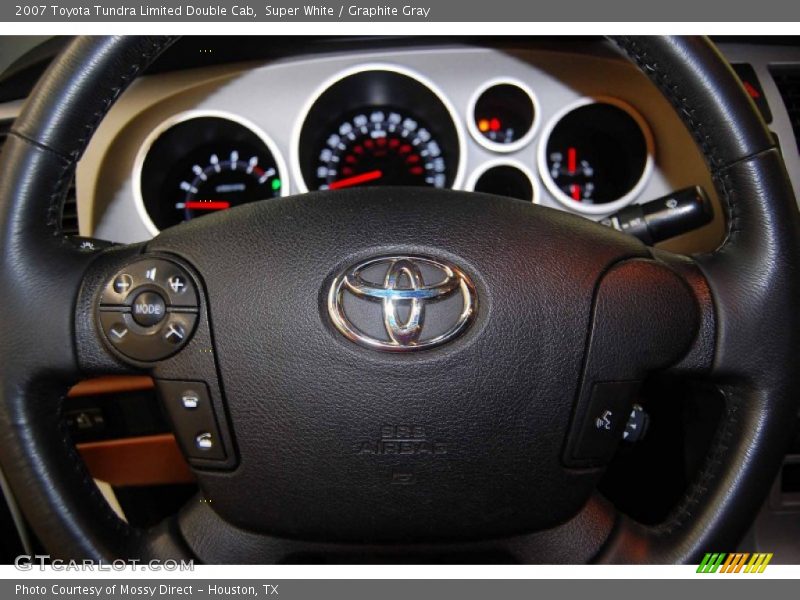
[68, 375, 154, 397]
[77, 434, 194, 487]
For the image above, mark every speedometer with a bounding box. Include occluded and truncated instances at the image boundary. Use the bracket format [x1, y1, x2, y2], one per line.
[296, 66, 463, 192]
[315, 109, 447, 190]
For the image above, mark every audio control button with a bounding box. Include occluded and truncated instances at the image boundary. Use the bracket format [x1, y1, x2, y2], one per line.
[156, 381, 228, 462]
[131, 291, 167, 327]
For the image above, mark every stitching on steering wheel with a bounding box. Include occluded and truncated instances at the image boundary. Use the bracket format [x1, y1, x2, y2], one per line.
[651, 386, 741, 537]
[713, 167, 741, 246]
[612, 37, 725, 170]
[47, 157, 75, 236]
[610, 36, 753, 545]
[611, 36, 736, 248]
[9, 36, 179, 554]
[10, 36, 178, 239]
[56, 393, 135, 545]
[70, 37, 178, 163]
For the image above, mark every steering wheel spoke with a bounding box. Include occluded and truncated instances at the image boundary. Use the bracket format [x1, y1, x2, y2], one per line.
[649, 251, 717, 376]
[562, 254, 709, 469]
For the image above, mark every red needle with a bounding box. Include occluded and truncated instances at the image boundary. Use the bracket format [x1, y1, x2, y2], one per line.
[567, 147, 577, 175]
[185, 200, 231, 210]
[570, 184, 582, 201]
[328, 169, 383, 190]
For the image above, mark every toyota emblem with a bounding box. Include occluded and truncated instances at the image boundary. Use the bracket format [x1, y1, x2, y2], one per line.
[327, 255, 477, 352]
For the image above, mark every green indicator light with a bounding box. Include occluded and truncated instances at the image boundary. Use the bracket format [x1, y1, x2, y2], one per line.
[271, 178, 282, 191]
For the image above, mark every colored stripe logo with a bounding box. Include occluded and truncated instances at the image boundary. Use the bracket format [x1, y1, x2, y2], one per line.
[697, 553, 773, 573]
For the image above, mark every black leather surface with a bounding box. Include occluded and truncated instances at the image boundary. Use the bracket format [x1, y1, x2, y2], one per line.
[598, 148, 800, 563]
[0, 36, 188, 560]
[11, 36, 177, 162]
[598, 38, 800, 562]
[0, 35, 797, 563]
[177, 492, 617, 564]
[148, 187, 651, 542]
[612, 37, 775, 168]
[564, 259, 701, 468]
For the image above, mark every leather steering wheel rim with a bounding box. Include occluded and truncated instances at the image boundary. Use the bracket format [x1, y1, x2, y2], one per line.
[0, 35, 798, 563]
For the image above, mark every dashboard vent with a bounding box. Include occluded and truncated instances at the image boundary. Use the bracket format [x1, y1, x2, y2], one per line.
[771, 65, 800, 154]
[0, 118, 79, 236]
[0, 118, 11, 156]
[60, 178, 79, 236]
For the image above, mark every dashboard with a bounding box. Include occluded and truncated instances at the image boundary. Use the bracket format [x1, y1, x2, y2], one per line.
[75, 41, 733, 253]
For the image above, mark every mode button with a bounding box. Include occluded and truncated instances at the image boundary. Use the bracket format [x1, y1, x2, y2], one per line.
[130, 291, 167, 327]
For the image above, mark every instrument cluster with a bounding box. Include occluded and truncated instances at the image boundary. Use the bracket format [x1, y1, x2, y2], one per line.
[134, 63, 655, 233]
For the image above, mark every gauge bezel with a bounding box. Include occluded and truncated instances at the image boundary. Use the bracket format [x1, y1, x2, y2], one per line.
[537, 96, 655, 216]
[132, 109, 290, 236]
[290, 63, 467, 194]
[466, 77, 541, 154]
[466, 158, 540, 204]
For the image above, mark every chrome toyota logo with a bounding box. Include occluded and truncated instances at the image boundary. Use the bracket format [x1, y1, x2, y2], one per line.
[328, 256, 477, 351]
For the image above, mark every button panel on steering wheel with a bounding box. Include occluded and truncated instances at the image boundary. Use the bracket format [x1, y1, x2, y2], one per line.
[97, 258, 199, 362]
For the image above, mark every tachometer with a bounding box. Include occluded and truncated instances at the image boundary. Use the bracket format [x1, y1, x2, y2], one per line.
[315, 109, 447, 190]
[176, 148, 281, 220]
[136, 113, 287, 233]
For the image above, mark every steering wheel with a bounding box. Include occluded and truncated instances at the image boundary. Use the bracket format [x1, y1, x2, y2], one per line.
[1, 36, 798, 564]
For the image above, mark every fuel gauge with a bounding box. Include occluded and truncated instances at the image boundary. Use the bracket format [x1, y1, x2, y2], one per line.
[547, 146, 596, 202]
[539, 98, 653, 216]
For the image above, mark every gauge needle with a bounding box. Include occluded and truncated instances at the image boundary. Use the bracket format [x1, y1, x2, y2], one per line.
[567, 147, 577, 175]
[328, 169, 383, 190]
[184, 200, 231, 210]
